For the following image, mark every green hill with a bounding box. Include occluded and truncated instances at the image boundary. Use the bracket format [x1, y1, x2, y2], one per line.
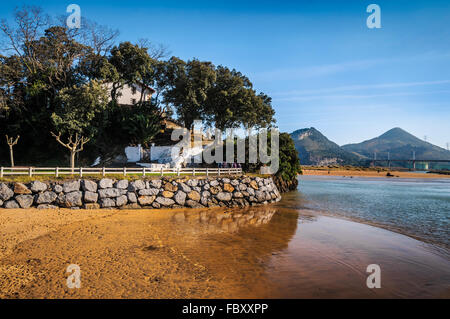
[341, 127, 450, 160]
[290, 128, 364, 165]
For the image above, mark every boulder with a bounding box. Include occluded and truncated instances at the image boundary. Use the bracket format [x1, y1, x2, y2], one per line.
[187, 191, 201, 201]
[174, 191, 186, 206]
[63, 180, 80, 193]
[36, 191, 58, 204]
[14, 183, 31, 195]
[99, 188, 121, 198]
[116, 195, 128, 207]
[155, 197, 175, 206]
[65, 191, 83, 207]
[0, 183, 14, 201]
[84, 191, 98, 203]
[186, 179, 198, 187]
[30, 181, 47, 193]
[231, 179, 240, 186]
[0, 199, 3, 207]
[233, 192, 244, 198]
[238, 183, 247, 191]
[120, 203, 141, 210]
[178, 182, 192, 193]
[100, 198, 116, 208]
[164, 183, 178, 192]
[129, 180, 146, 191]
[99, 178, 113, 189]
[149, 179, 162, 189]
[210, 186, 221, 195]
[82, 180, 98, 193]
[162, 191, 174, 198]
[139, 188, 159, 196]
[16, 195, 34, 208]
[138, 195, 156, 206]
[249, 181, 259, 190]
[115, 180, 129, 189]
[223, 184, 235, 193]
[127, 192, 137, 203]
[152, 202, 161, 209]
[53, 184, 64, 193]
[222, 178, 231, 184]
[4, 200, 20, 209]
[210, 180, 219, 187]
[216, 192, 232, 201]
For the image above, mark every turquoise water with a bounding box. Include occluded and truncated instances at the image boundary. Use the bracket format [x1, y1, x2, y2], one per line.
[296, 176, 450, 248]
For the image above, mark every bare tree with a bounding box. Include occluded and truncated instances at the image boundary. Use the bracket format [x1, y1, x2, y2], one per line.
[5, 135, 20, 167]
[138, 38, 171, 59]
[51, 132, 90, 171]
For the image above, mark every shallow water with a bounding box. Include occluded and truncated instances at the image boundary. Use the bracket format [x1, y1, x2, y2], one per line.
[295, 175, 450, 248]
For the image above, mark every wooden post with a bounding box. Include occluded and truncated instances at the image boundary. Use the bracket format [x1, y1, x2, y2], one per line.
[206, 168, 209, 176]
[218, 168, 221, 176]
[0, 167, 3, 178]
[193, 168, 195, 176]
[80, 167, 83, 177]
[29, 167, 32, 177]
[102, 167, 106, 177]
[160, 167, 163, 177]
[123, 167, 127, 176]
[56, 167, 59, 178]
[143, 167, 146, 177]
[177, 167, 180, 176]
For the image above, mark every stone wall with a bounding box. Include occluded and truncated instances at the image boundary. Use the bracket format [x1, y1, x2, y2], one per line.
[0, 176, 281, 210]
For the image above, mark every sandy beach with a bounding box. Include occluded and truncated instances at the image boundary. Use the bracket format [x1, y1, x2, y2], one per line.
[302, 169, 450, 179]
[0, 205, 448, 299]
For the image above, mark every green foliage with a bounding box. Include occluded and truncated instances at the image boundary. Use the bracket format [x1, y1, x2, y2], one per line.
[277, 133, 302, 181]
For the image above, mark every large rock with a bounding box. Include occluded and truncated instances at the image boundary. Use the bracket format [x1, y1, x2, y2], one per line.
[233, 192, 244, 198]
[129, 180, 146, 191]
[216, 192, 232, 201]
[138, 196, 156, 206]
[139, 188, 159, 196]
[174, 191, 186, 206]
[149, 179, 162, 189]
[155, 197, 175, 207]
[164, 183, 178, 192]
[116, 195, 128, 207]
[210, 186, 221, 195]
[223, 184, 235, 193]
[0, 199, 3, 207]
[82, 180, 97, 193]
[99, 188, 121, 198]
[14, 183, 31, 195]
[30, 181, 47, 192]
[84, 191, 98, 203]
[162, 191, 174, 198]
[231, 179, 240, 186]
[36, 191, 58, 204]
[99, 178, 113, 189]
[238, 183, 247, 191]
[178, 183, 192, 193]
[249, 181, 259, 190]
[115, 180, 129, 189]
[4, 200, 20, 209]
[255, 190, 266, 202]
[53, 184, 64, 193]
[127, 192, 137, 203]
[210, 180, 219, 187]
[63, 180, 80, 193]
[0, 183, 14, 201]
[83, 203, 101, 210]
[100, 198, 116, 208]
[187, 191, 201, 201]
[65, 191, 83, 207]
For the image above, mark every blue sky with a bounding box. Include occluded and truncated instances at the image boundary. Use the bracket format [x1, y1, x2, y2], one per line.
[1, 0, 449, 148]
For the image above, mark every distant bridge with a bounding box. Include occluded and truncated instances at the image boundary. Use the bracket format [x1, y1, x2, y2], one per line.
[371, 159, 450, 170]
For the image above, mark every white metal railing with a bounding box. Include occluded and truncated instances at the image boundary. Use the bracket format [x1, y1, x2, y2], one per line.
[0, 166, 243, 178]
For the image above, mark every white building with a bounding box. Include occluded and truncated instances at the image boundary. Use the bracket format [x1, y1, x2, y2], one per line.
[105, 82, 155, 105]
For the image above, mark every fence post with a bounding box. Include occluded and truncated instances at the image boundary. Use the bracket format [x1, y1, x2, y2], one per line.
[80, 167, 83, 178]
[0, 167, 3, 178]
[218, 168, 221, 176]
[143, 167, 146, 177]
[192, 168, 195, 176]
[206, 168, 209, 177]
[102, 167, 106, 177]
[160, 167, 163, 177]
[29, 167, 32, 177]
[56, 167, 59, 178]
[177, 167, 180, 176]
[123, 167, 127, 176]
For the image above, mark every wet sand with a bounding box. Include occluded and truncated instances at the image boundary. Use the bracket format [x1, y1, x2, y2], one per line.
[303, 169, 450, 179]
[0, 205, 449, 299]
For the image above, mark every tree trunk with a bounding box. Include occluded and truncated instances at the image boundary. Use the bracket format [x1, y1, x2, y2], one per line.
[70, 150, 76, 174]
[9, 146, 14, 167]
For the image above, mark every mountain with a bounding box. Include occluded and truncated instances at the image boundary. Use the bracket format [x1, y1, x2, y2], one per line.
[290, 128, 364, 165]
[341, 127, 450, 160]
